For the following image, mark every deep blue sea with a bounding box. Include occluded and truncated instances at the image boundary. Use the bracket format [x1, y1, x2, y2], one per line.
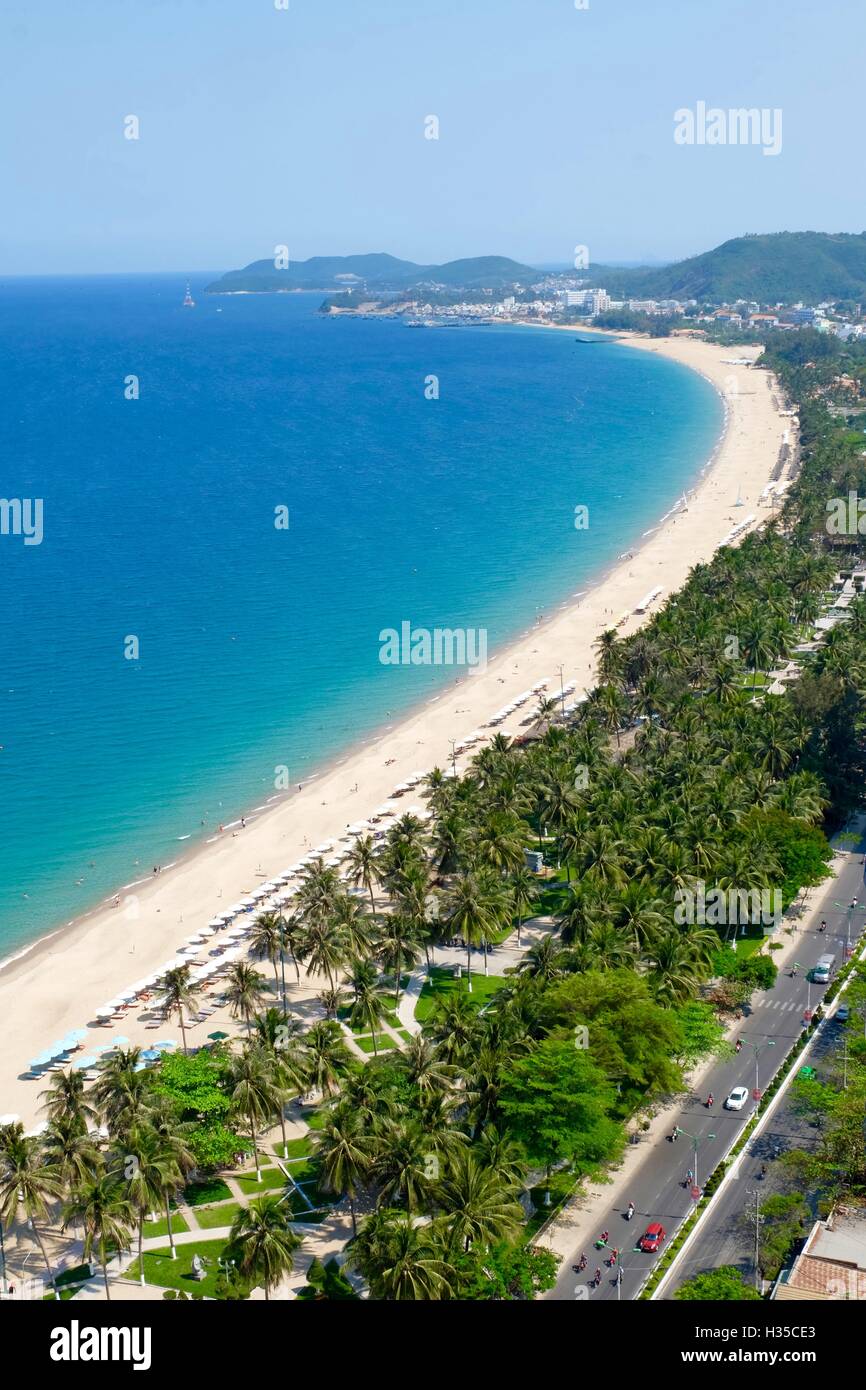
[0, 277, 722, 956]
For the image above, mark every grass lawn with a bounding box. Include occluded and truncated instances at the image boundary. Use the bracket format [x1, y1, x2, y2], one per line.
[398, 1029, 413, 1044]
[272, 1137, 313, 1160]
[282, 1159, 320, 1186]
[236, 1166, 287, 1195]
[184, 1177, 233, 1207]
[144, 1212, 190, 1240]
[414, 966, 505, 1022]
[304, 1107, 327, 1131]
[355, 1034, 396, 1054]
[126, 1239, 231, 1299]
[194, 1201, 241, 1230]
[733, 933, 768, 959]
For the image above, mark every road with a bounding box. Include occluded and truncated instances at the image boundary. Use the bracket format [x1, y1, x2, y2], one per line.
[548, 831, 866, 1302]
[662, 1003, 848, 1297]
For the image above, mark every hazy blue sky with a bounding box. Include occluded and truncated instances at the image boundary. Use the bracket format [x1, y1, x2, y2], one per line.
[2, 0, 863, 274]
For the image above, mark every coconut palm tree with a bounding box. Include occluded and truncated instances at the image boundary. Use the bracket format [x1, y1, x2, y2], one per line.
[38, 1068, 98, 1134]
[62, 1171, 135, 1300]
[316, 1106, 377, 1237]
[156, 965, 200, 1054]
[446, 871, 505, 989]
[302, 1021, 352, 1099]
[93, 1048, 151, 1140]
[248, 911, 286, 1000]
[118, 1124, 183, 1286]
[347, 958, 387, 1055]
[348, 1209, 454, 1300]
[0, 1123, 64, 1295]
[226, 1046, 284, 1182]
[224, 960, 270, 1030]
[436, 1150, 523, 1253]
[377, 915, 423, 1003]
[229, 1195, 302, 1300]
[508, 865, 539, 946]
[345, 835, 380, 915]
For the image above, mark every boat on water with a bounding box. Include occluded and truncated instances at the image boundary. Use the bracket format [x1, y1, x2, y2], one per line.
[182, 283, 195, 308]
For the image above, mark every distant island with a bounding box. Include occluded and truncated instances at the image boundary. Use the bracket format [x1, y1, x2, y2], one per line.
[207, 233, 866, 306]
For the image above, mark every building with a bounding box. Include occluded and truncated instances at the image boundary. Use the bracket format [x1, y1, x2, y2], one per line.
[773, 1206, 866, 1301]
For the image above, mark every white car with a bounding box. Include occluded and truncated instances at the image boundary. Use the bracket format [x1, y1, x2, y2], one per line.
[725, 1086, 749, 1111]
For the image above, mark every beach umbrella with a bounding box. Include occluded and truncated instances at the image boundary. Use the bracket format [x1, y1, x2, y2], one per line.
[29, 1052, 54, 1069]
[24, 1121, 47, 1138]
[133, 1062, 149, 1073]
[92, 1043, 114, 1055]
[67, 1028, 88, 1041]
[208, 917, 226, 928]
[198, 926, 215, 938]
[48, 1040, 71, 1057]
[0, 1113, 20, 1127]
[208, 1031, 230, 1041]
[109, 1035, 131, 1047]
[71, 1055, 98, 1071]
[153, 1040, 177, 1050]
[141, 1049, 161, 1061]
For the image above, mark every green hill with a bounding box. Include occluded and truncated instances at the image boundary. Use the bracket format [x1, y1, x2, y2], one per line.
[206, 252, 537, 294]
[593, 232, 866, 304]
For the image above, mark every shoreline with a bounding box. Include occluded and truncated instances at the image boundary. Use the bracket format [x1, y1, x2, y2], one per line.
[0, 333, 789, 1121]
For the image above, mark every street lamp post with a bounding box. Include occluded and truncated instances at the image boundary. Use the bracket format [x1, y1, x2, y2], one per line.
[675, 1126, 715, 1193]
[740, 1038, 775, 1098]
[556, 664, 566, 719]
[449, 740, 458, 777]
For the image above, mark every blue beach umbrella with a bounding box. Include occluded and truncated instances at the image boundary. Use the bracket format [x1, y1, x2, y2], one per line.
[29, 1052, 54, 1069]
[68, 1029, 88, 1041]
[71, 1055, 98, 1071]
[109, 1035, 131, 1047]
[152, 1040, 177, 1050]
[141, 1049, 161, 1061]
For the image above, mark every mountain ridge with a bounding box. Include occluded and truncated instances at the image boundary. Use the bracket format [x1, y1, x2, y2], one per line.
[206, 233, 866, 303]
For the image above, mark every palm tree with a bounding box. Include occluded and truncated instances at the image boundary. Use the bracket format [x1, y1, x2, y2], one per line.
[249, 911, 286, 1004]
[348, 1209, 454, 1300]
[225, 960, 270, 1030]
[316, 1107, 376, 1236]
[226, 1046, 284, 1181]
[509, 865, 539, 946]
[0, 1123, 64, 1295]
[348, 959, 387, 1056]
[377, 915, 423, 1003]
[516, 934, 562, 983]
[394, 1035, 456, 1096]
[93, 1048, 151, 1140]
[345, 835, 380, 915]
[297, 918, 347, 992]
[156, 965, 200, 1054]
[436, 1150, 523, 1253]
[39, 1069, 98, 1133]
[119, 1125, 183, 1285]
[229, 1195, 301, 1300]
[446, 872, 504, 990]
[145, 1101, 196, 1260]
[302, 1021, 352, 1099]
[63, 1172, 135, 1300]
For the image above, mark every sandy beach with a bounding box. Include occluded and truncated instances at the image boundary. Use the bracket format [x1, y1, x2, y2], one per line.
[0, 333, 790, 1126]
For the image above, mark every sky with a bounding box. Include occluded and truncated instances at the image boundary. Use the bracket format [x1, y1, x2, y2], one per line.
[1, 0, 864, 275]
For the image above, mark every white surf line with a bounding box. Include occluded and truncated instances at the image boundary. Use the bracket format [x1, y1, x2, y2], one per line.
[0, 931, 63, 975]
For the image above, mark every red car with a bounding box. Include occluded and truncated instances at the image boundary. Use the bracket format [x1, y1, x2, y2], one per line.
[639, 1222, 666, 1253]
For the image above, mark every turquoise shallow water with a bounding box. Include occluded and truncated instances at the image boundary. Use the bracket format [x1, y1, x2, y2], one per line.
[0, 278, 722, 955]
